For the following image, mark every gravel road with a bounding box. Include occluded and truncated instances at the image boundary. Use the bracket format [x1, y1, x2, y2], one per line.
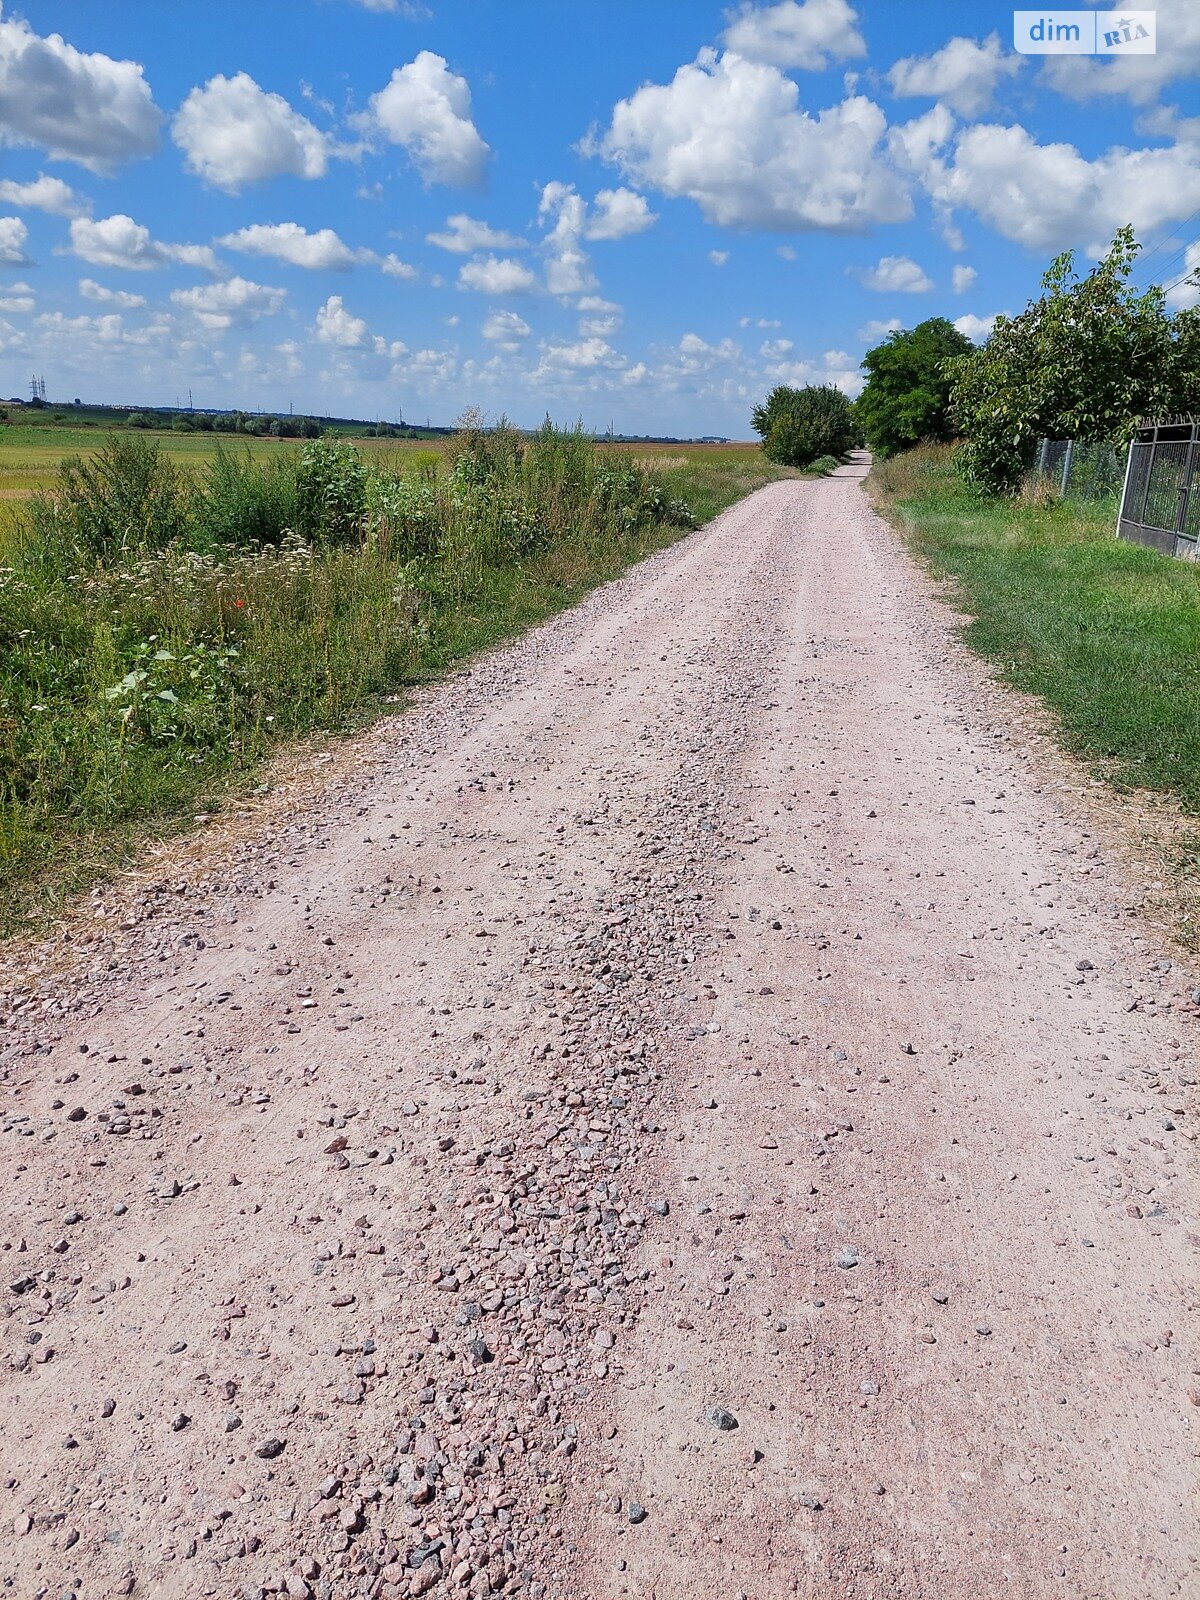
[2, 460, 1197, 1600]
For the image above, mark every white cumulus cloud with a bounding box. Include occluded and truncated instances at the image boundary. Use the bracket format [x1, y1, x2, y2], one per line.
[379, 253, 418, 279]
[709, 249, 730, 266]
[857, 316, 902, 339]
[762, 345, 863, 395]
[888, 34, 1020, 118]
[952, 264, 977, 293]
[0, 215, 30, 264]
[0, 11, 161, 172]
[895, 114, 1200, 252]
[722, 0, 866, 70]
[0, 173, 87, 217]
[173, 73, 333, 192]
[315, 293, 370, 347]
[585, 188, 657, 240]
[426, 213, 526, 253]
[537, 336, 625, 372]
[482, 308, 531, 349]
[538, 182, 597, 296]
[68, 213, 217, 273]
[171, 276, 286, 330]
[457, 254, 539, 295]
[362, 52, 489, 186]
[852, 254, 932, 292]
[79, 278, 147, 309]
[1040, 0, 1200, 106]
[953, 311, 999, 341]
[0, 279, 33, 312]
[590, 50, 908, 231]
[313, 292, 406, 359]
[219, 221, 357, 271]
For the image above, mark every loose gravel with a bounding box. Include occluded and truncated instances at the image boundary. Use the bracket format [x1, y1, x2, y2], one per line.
[2, 460, 1196, 1600]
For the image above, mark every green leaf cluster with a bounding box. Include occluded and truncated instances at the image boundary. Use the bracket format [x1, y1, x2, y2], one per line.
[950, 227, 1200, 493]
[855, 317, 974, 458]
[750, 383, 858, 467]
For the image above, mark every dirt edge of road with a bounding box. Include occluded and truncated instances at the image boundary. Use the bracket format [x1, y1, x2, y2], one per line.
[864, 469, 1200, 958]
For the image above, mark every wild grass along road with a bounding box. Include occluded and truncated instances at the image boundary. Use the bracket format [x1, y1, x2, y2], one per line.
[2, 459, 1195, 1600]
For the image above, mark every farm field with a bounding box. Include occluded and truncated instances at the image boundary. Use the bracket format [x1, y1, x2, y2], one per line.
[0, 423, 761, 539]
[0, 426, 430, 512]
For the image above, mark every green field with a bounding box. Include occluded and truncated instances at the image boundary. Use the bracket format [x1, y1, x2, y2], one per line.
[0, 423, 764, 547]
[0, 425, 426, 518]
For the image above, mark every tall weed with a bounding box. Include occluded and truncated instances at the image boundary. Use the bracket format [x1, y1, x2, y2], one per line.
[0, 423, 779, 933]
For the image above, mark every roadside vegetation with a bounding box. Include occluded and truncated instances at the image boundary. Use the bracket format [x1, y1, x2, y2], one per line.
[855, 318, 972, 459]
[857, 224, 1200, 905]
[0, 422, 788, 935]
[949, 228, 1200, 494]
[750, 382, 861, 468]
[870, 444, 1200, 814]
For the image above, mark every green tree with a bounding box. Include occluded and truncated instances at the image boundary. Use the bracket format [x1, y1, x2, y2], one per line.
[751, 383, 857, 468]
[855, 318, 973, 458]
[950, 227, 1200, 493]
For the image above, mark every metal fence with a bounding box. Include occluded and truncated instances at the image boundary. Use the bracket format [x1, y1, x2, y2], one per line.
[1116, 419, 1200, 558]
[1034, 438, 1125, 500]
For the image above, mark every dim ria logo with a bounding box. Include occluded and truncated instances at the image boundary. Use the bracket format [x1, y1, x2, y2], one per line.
[1013, 10, 1156, 53]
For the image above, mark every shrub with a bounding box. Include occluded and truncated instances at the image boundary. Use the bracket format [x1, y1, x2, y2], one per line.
[811, 455, 841, 475]
[751, 384, 857, 468]
[365, 472, 442, 561]
[30, 434, 191, 566]
[197, 444, 299, 550]
[294, 439, 368, 545]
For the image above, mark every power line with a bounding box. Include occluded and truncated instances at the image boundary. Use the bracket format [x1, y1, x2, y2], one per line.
[1158, 265, 1200, 300]
[1143, 237, 1200, 289]
[1136, 208, 1200, 276]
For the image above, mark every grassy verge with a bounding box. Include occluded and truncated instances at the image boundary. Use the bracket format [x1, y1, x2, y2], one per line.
[870, 443, 1200, 812]
[1, 429, 787, 936]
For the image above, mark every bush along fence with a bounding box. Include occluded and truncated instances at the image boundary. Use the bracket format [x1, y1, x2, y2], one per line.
[1034, 438, 1126, 501]
[1115, 418, 1200, 559]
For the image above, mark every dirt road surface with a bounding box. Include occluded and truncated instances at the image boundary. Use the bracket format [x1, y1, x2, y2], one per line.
[3, 460, 1197, 1600]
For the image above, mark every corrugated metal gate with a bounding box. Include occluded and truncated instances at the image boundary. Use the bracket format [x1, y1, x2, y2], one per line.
[1117, 419, 1200, 558]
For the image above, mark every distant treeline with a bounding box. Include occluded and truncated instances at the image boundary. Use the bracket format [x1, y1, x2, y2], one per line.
[127, 409, 324, 438]
[3, 395, 451, 440]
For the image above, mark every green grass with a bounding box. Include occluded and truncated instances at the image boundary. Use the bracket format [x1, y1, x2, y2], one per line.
[871, 443, 1200, 810]
[0, 432, 786, 937]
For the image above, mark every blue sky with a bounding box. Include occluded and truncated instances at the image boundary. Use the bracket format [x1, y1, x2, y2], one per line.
[0, 0, 1198, 436]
